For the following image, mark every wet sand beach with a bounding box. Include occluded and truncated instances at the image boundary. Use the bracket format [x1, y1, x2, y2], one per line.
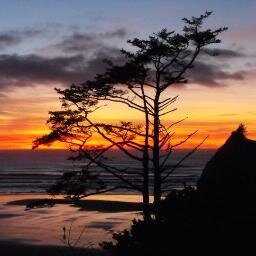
[0, 194, 143, 255]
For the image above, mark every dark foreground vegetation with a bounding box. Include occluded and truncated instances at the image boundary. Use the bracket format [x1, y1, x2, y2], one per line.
[102, 125, 256, 255]
[102, 186, 256, 256]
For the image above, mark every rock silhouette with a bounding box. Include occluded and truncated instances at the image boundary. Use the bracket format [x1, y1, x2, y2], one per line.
[198, 124, 256, 199]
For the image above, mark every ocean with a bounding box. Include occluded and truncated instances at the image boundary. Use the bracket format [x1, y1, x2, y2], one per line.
[0, 149, 216, 194]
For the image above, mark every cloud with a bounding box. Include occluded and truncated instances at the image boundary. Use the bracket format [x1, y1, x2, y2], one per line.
[0, 24, 251, 91]
[0, 110, 9, 115]
[0, 49, 124, 91]
[176, 45, 251, 87]
[165, 46, 249, 87]
[212, 113, 240, 117]
[187, 61, 246, 87]
[50, 28, 128, 54]
[0, 34, 21, 49]
[0, 54, 84, 84]
[0, 28, 46, 50]
[0, 92, 6, 98]
[0, 50, 249, 91]
[0, 28, 130, 90]
[201, 48, 245, 58]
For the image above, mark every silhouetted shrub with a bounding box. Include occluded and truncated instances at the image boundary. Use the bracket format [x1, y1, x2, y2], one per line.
[102, 186, 256, 256]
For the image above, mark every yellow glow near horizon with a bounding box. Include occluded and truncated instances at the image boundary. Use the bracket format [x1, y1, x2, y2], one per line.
[1, 80, 256, 150]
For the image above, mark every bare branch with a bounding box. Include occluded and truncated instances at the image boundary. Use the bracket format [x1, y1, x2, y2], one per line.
[85, 116, 143, 162]
[161, 136, 208, 182]
[159, 96, 178, 111]
[159, 108, 177, 116]
[76, 186, 128, 199]
[166, 117, 188, 130]
[171, 130, 198, 148]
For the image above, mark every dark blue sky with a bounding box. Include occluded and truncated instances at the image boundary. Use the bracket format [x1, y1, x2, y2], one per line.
[0, 1, 255, 31]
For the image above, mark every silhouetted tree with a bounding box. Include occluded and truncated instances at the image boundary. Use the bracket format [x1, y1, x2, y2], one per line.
[33, 11, 227, 221]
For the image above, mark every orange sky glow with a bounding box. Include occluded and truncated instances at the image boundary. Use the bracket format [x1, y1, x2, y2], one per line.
[1, 80, 256, 150]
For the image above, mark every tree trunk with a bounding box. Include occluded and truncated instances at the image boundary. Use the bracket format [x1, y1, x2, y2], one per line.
[142, 164, 151, 222]
[153, 89, 161, 221]
[142, 85, 151, 222]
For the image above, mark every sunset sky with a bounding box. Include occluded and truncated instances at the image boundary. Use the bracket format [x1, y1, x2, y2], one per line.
[0, 0, 256, 149]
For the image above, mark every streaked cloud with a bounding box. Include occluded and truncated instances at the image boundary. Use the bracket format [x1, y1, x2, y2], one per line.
[201, 48, 245, 58]
[212, 113, 240, 117]
[0, 27, 129, 91]
[54, 28, 128, 53]
[0, 47, 251, 91]
[0, 51, 122, 90]
[188, 61, 245, 87]
[0, 28, 48, 50]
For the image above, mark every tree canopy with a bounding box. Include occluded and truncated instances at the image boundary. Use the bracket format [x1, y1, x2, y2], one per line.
[33, 11, 227, 220]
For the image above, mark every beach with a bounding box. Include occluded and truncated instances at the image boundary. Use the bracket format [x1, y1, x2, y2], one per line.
[0, 194, 143, 255]
[0, 149, 214, 255]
